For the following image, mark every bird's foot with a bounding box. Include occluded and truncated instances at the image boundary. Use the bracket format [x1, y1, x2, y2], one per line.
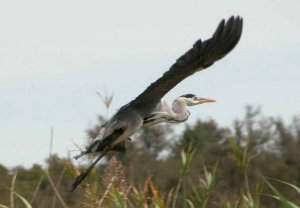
[73, 151, 87, 160]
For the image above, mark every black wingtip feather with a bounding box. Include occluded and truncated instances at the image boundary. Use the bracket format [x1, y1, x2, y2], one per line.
[212, 19, 225, 40]
[129, 15, 243, 107]
[192, 39, 203, 56]
[223, 16, 235, 35]
[223, 17, 243, 54]
[172, 16, 243, 70]
[213, 16, 243, 58]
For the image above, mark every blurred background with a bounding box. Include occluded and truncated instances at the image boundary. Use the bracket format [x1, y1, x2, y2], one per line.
[0, 0, 300, 207]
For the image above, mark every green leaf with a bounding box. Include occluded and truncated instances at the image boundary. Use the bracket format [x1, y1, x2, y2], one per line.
[263, 177, 299, 208]
[229, 138, 243, 161]
[270, 178, 300, 195]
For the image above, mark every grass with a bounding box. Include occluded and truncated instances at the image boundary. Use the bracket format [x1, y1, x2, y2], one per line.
[262, 177, 300, 208]
[0, 171, 32, 208]
[1, 144, 300, 208]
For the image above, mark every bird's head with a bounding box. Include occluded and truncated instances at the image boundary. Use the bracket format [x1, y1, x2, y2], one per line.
[180, 94, 216, 106]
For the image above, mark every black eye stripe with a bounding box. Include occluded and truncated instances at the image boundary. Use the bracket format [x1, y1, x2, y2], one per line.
[180, 94, 196, 98]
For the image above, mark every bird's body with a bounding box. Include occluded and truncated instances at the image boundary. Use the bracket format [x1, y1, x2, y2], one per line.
[80, 97, 191, 156]
[71, 16, 243, 192]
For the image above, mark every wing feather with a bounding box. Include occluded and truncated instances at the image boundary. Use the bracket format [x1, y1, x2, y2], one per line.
[130, 16, 243, 108]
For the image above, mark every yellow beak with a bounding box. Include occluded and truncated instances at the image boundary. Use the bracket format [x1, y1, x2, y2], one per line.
[198, 98, 216, 103]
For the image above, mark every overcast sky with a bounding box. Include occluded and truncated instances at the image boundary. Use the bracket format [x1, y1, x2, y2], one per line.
[1, 0, 299, 168]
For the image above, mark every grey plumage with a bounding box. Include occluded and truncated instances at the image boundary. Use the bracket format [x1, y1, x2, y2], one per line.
[71, 16, 243, 192]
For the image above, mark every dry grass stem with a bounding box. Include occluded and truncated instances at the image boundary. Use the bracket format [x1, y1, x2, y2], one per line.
[103, 156, 127, 194]
[49, 127, 54, 160]
[45, 170, 68, 208]
[52, 167, 66, 208]
[97, 176, 116, 207]
[30, 176, 44, 204]
[10, 171, 18, 208]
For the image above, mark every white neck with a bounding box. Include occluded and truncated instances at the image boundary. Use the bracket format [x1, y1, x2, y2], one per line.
[171, 97, 190, 122]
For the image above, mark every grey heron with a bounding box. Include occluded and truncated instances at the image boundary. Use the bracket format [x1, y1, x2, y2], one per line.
[71, 16, 243, 191]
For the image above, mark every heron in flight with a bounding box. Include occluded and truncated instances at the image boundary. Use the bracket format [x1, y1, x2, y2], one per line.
[71, 16, 243, 191]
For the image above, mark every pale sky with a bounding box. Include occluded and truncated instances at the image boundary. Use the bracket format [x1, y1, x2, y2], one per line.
[0, 0, 299, 168]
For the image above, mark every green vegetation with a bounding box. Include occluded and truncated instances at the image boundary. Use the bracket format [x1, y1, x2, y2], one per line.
[1, 106, 300, 207]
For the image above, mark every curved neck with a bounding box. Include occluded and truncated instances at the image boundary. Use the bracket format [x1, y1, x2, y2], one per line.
[171, 98, 190, 121]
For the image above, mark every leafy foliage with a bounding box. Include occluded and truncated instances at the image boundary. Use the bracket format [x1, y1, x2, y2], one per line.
[1, 106, 300, 207]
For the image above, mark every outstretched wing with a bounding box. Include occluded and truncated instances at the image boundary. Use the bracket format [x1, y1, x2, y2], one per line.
[130, 16, 243, 108]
